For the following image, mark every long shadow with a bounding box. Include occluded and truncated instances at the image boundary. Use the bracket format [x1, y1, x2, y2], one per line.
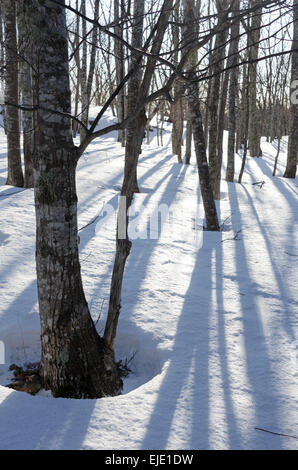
[228, 183, 285, 448]
[215, 206, 243, 449]
[254, 154, 298, 212]
[0, 389, 96, 449]
[240, 184, 296, 344]
[78, 158, 184, 329]
[141, 230, 214, 449]
[122, 163, 189, 316]
[76, 152, 174, 224]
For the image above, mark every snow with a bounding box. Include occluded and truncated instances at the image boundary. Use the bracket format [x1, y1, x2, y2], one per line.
[0, 113, 297, 450]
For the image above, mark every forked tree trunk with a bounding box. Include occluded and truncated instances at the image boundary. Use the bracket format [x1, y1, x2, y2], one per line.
[4, 0, 24, 187]
[29, 0, 121, 399]
[284, 0, 298, 178]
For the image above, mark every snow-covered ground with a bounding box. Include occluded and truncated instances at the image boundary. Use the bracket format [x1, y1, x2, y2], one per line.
[0, 110, 297, 450]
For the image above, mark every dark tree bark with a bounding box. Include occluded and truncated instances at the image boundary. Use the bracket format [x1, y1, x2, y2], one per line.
[248, 0, 263, 158]
[171, 1, 183, 163]
[29, 0, 122, 399]
[4, 0, 24, 187]
[208, 0, 229, 200]
[187, 81, 220, 231]
[226, 0, 240, 182]
[17, 0, 34, 188]
[114, 0, 126, 146]
[183, 0, 219, 231]
[284, 0, 298, 178]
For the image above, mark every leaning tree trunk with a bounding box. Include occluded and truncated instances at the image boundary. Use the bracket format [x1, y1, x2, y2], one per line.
[248, 0, 263, 157]
[29, 0, 121, 399]
[187, 81, 220, 231]
[17, 0, 34, 188]
[104, 0, 174, 350]
[4, 0, 23, 187]
[284, 0, 298, 178]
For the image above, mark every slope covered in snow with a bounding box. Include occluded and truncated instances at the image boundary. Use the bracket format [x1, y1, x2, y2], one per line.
[0, 116, 297, 450]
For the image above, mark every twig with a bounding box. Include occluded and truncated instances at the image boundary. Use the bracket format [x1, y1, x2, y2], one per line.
[285, 251, 298, 257]
[255, 427, 298, 440]
[78, 201, 105, 232]
[221, 229, 242, 242]
[220, 214, 232, 231]
[94, 299, 105, 327]
[252, 181, 265, 188]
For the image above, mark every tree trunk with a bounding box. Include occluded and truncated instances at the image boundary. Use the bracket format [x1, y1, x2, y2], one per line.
[171, 1, 183, 163]
[183, 0, 219, 230]
[114, 0, 126, 146]
[185, 112, 192, 164]
[17, 0, 34, 188]
[29, 0, 122, 399]
[226, 0, 240, 182]
[208, 0, 229, 200]
[104, 0, 174, 350]
[284, 0, 298, 178]
[79, 1, 88, 143]
[248, 0, 263, 157]
[4, 0, 24, 187]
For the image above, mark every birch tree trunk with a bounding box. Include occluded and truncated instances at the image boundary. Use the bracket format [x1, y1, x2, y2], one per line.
[79, 1, 88, 143]
[183, 0, 219, 231]
[0, 4, 6, 132]
[114, 0, 126, 146]
[171, 1, 183, 163]
[122, 0, 145, 194]
[4, 0, 24, 187]
[184, 0, 201, 165]
[226, 0, 240, 182]
[208, 0, 229, 200]
[29, 0, 121, 399]
[284, 0, 298, 178]
[17, 0, 34, 188]
[248, 0, 262, 157]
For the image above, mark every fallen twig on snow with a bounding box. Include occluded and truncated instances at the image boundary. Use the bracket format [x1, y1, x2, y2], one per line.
[255, 427, 298, 440]
[221, 229, 242, 242]
[252, 181, 265, 189]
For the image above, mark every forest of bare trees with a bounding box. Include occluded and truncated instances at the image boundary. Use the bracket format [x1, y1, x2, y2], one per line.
[0, 0, 297, 401]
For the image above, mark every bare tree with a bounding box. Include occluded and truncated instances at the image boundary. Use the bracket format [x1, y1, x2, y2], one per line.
[17, 0, 34, 188]
[27, 0, 122, 398]
[226, 0, 240, 182]
[4, 0, 23, 187]
[248, 0, 263, 157]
